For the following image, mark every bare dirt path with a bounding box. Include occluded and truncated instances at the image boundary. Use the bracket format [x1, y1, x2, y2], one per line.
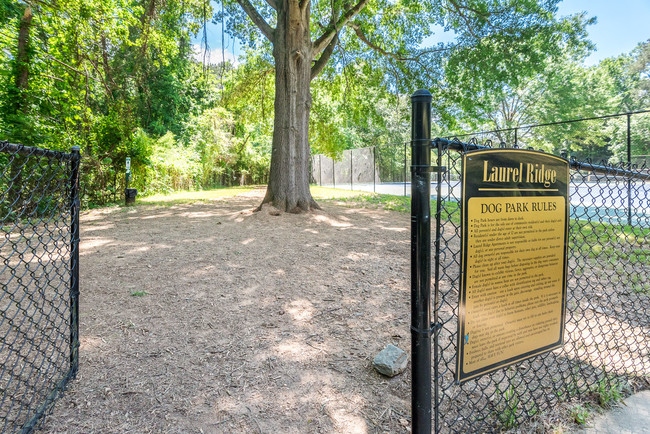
[43, 189, 414, 433]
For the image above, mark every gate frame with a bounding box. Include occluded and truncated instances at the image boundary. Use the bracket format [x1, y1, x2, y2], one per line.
[409, 91, 650, 434]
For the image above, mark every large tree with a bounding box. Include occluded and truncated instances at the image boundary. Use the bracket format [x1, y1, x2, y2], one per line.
[221, 0, 587, 212]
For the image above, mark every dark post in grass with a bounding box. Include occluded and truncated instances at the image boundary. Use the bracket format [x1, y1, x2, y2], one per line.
[69, 146, 81, 377]
[627, 114, 632, 226]
[410, 89, 432, 433]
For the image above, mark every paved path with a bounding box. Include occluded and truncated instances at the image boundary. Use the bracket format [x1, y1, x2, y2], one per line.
[581, 391, 650, 434]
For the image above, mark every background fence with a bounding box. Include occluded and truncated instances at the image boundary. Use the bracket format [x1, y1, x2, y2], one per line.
[0, 142, 80, 432]
[429, 137, 649, 431]
[310, 110, 650, 198]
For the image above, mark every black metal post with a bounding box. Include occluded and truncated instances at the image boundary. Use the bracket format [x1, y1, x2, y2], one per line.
[433, 139, 443, 434]
[69, 146, 81, 378]
[627, 114, 632, 226]
[411, 89, 432, 434]
[404, 143, 408, 197]
[514, 128, 518, 147]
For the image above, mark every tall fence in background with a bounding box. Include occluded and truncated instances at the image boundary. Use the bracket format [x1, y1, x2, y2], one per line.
[311, 142, 412, 197]
[0, 142, 80, 432]
[409, 91, 649, 433]
[310, 110, 650, 200]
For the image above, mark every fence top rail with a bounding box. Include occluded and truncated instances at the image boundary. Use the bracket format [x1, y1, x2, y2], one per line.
[0, 141, 76, 160]
[432, 137, 650, 181]
[442, 108, 650, 140]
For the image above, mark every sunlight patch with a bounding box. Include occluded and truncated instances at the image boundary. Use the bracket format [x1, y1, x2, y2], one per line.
[286, 299, 315, 322]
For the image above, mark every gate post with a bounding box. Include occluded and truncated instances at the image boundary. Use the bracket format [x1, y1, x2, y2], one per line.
[410, 89, 432, 434]
[627, 114, 632, 226]
[69, 146, 81, 378]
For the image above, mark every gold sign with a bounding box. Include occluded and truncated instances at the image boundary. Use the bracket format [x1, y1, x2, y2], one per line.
[456, 149, 569, 383]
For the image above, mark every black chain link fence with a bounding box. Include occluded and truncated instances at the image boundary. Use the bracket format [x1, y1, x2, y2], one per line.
[430, 137, 649, 432]
[310, 108, 649, 430]
[0, 142, 80, 433]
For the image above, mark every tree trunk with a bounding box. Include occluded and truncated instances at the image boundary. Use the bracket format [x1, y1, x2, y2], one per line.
[259, 1, 319, 213]
[15, 7, 32, 103]
[8, 6, 33, 218]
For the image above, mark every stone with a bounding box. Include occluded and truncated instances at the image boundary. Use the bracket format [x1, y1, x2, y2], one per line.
[373, 344, 408, 377]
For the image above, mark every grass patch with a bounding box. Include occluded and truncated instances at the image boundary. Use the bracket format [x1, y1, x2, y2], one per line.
[309, 186, 376, 200]
[138, 186, 255, 206]
[130, 291, 149, 297]
[571, 221, 649, 262]
[595, 377, 625, 408]
[310, 186, 460, 222]
[495, 384, 520, 430]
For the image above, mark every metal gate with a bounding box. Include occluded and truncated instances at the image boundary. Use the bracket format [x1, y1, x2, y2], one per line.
[1, 142, 80, 432]
[410, 91, 650, 432]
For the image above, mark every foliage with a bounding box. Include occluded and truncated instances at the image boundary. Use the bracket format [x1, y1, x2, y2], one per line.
[446, 39, 650, 163]
[1, 0, 649, 208]
[570, 404, 590, 426]
[0, 0, 272, 207]
[310, 63, 410, 156]
[595, 377, 625, 408]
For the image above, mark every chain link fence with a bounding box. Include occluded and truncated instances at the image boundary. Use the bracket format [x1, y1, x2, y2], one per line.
[312, 107, 648, 431]
[429, 137, 649, 432]
[311, 143, 412, 196]
[310, 111, 650, 200]
[0, 142, 80, 432]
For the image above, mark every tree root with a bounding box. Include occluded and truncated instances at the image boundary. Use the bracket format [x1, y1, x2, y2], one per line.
[255, 192, 321, 214]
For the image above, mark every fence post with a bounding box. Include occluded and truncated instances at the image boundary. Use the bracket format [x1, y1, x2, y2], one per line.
[373, 146, 376, 193]
[411, 89, 432, 434]
[69, 146, 81, 378]
[332, 157, 335, 189]
[514, 128, 518, 147]
[350, 149, 354, 191]
[400, 142, 404, 197]
[627, 114, 632, 226]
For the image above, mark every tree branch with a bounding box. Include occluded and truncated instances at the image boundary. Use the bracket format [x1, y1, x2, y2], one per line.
[348, 22, 418, 62]
[264, 0, 277, 11]
[235, 0, 275, 42]
[312, 0, 370, 55]
[444, 1, 480, 40]
[311, 33, 338, 80]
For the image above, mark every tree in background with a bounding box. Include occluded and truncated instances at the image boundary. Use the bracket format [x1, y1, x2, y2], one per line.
[450, 38, 650, 163]
[221, 0, 587, 212]
[2, 1, 646, 206]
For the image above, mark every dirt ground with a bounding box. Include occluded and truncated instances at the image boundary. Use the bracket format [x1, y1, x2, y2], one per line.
[42, 188, 417, 433]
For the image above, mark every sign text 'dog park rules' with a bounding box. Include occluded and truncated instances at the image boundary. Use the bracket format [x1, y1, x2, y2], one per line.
[457, 149, 570, 383]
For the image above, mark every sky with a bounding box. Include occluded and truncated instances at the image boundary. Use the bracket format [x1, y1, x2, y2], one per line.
[557, 0, 650, 64]
[192, 0, 650, 66]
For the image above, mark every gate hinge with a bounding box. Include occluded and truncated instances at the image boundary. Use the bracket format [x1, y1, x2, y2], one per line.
[410, 322, 442, 338]
[411, 165, 446, 174]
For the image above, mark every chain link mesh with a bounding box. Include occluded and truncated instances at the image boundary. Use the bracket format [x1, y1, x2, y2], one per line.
[0, 141, 79, 433]
[433, 139, 649, 432]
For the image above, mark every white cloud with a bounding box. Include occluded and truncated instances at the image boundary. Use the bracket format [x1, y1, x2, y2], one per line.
[191, 44, 238, 66]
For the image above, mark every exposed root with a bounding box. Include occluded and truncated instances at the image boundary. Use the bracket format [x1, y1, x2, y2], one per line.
[255, 190, 321, 214]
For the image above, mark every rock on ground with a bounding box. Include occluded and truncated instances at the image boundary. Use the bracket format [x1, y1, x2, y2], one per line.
[373, 344, 408, 377]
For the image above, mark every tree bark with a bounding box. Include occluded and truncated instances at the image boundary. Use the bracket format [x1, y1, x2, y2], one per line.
[8, 6, 33, 218]
[12, 6, 32, 115]
[259, 0, 320, 213]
